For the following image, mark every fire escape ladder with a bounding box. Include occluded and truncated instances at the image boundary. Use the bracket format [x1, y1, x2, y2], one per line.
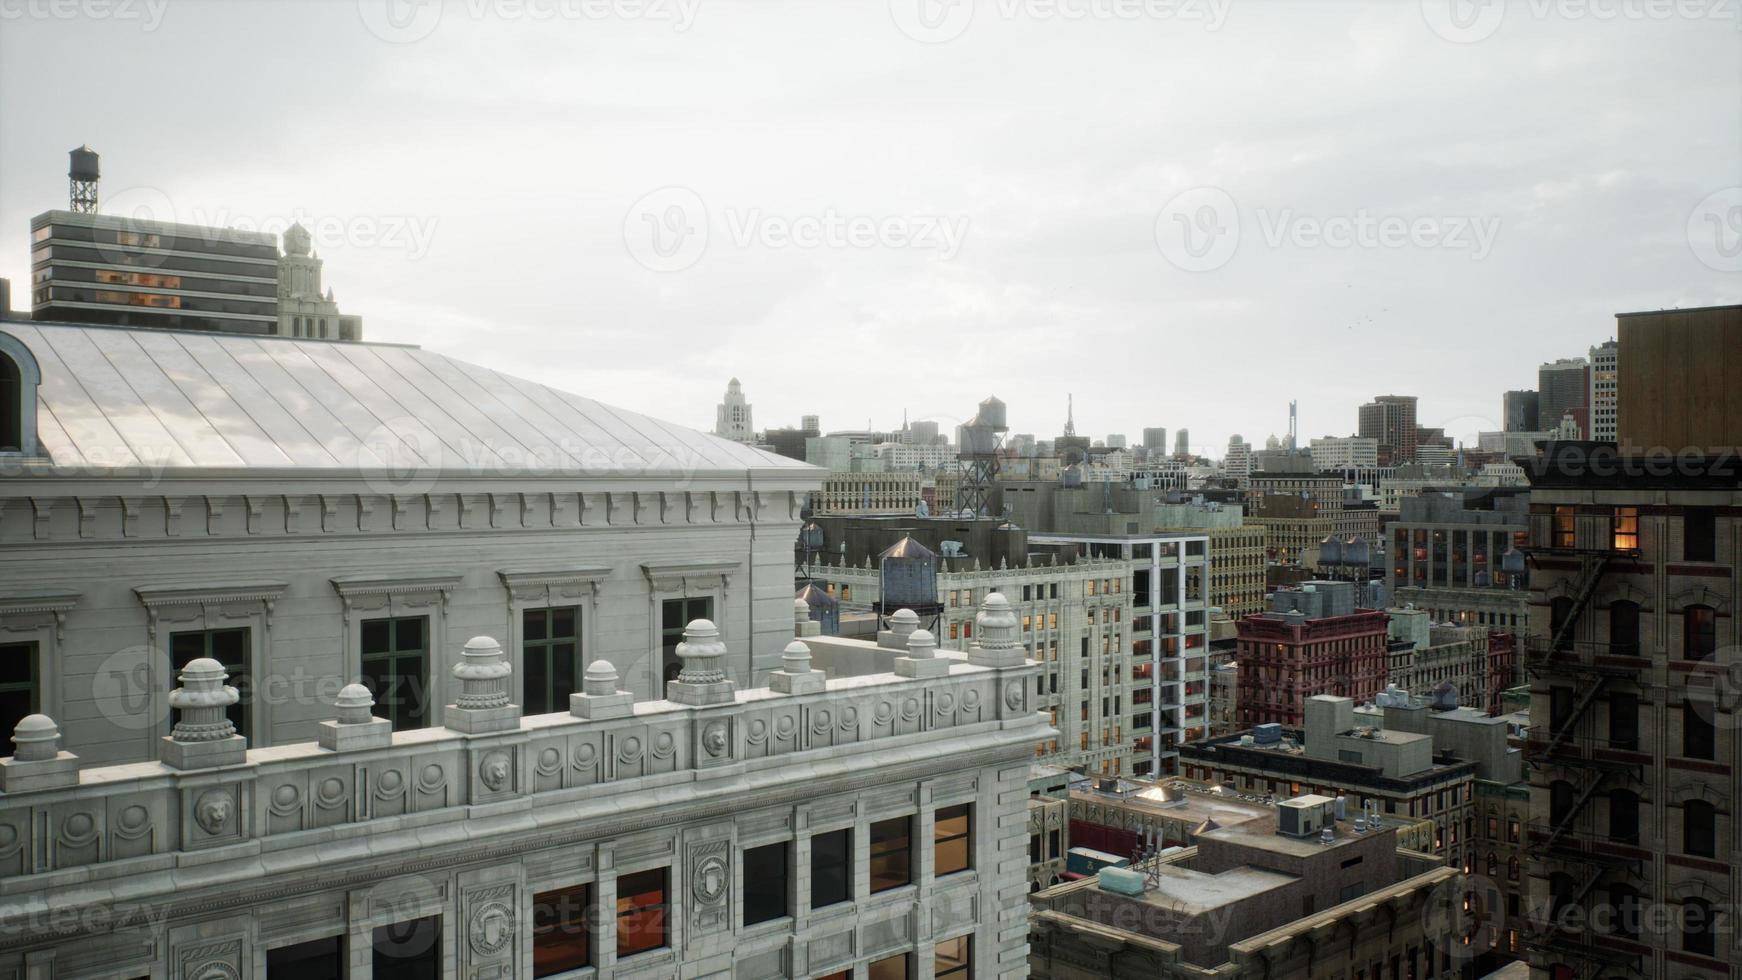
[1541, 677, 1609, 761]
[1541, 771, 1611, 853]
[1550, 554, 1609, 652]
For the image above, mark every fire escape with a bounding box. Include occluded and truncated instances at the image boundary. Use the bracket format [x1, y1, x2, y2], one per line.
[1521, 543, 1647, 977]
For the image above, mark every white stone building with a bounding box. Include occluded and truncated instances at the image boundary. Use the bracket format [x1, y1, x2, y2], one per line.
[0, 319, 816, 765]
[0, 600, 1048, 979]
[1309, 435, 1379, 470]
[712, 378, 753, 443]
[277, 222, 362, 341]
[1588, 338, 1618, 442]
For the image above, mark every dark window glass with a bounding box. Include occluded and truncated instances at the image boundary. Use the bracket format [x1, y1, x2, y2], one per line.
[1, 353, 22, 451]
[935, 804, 972, 877]
[533, 883, 591, 976]
[934, 936, 970, 980]
[170, 628, 251, 739]
[870, 816, 913, 893]
[361, 616, 429, 730]
[1608, 789, 1638, 844]
[1610, 885, 1641, 940]
[1684, 695, 1717, 760]
[1684, 800, 1716, 858]
[742, 842, 790, 925]
[372, 916, 441, 980]
[810, 829, 851, 909]
[523, 606, 581, 715]
[267, 936, 342, 980]
[660, 596, 713, 686]
[0, 642, 39, 756]
[1549, 686, 1573, 734]
[1684, 898, 1717, 958]
[1549, 597, 1574, 651]
[615, 867, 668, 957]
[1608, 601, 1640, 658]
[1683, 605, 1716, 661]
[1550, 781, 1575, 827]
[1609, 692, 1638, 751]
[1684, 508, 1717, 562]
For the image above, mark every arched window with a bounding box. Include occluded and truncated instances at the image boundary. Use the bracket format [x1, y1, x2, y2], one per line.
[1609, 600, 1640, 658]
[1486, 851, 1498, 877]
[1507, 856, 1519, 881]
[0, 351, 20, 452]
[1682, 605, 1716, 661]
[1683, 800, 1716, 858]
[1683, 898, 1717, 958]
[1608, 789, 1639, 844]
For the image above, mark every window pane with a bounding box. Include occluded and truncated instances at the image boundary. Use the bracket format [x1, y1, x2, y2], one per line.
[524, 646, 550, 715]
[870, 817, 912, 893]
[662, 599, 685, 631]
[169, 631, 205, 666]
[0, 685, 36, 756]
[551, 606, 576, 638]
[935, 804, 971, 876]
[935, 936, 971, 979]
[616, 868, 668, 957]
[811, 829, 852, 908]
[361, 619, 390, 654]
[552, 643, 576, 705]
[523, 608, 547, 642]
[742, 842, 790, 925]
[868, 954, 909, 980]
[395, 617, 424, 652]
[372, 916, 441, 980]
[268, 936, 343, 980]
[209, 628, 247, 665]
[533, 883, 591, 977]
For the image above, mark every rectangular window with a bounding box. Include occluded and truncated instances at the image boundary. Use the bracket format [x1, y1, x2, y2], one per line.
[660, 596, 713, 686]
[868, 954, 911, 980]
[372, 916, 441, 980]
[935, 804, 971, 876]
[870, 816, 913, 893]
[533, 883, 591, 976]
[742, 841, 790, 925]
[810, 829, 852, 908]
[1684, 508, 1717, 562]
[1609, 692, 1639, 750]
[267, 936, 343, 980]
[522, 606, 580, 715]
[170, 628, 251, 739]
[615, 867, 669, 957]
[935, 936, 971, 980]
[361, 616, 429, 730]
[0, 642, 39, 756]
[1553, 506, 1576, 549]
[1612, 507, 1638, 550]
[1684, 697, 1717, 760]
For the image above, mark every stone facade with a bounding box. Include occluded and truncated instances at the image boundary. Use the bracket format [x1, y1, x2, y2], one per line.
[0, 602, 1049, 979]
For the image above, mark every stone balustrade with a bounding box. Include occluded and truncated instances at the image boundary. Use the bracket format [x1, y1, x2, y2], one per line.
[0, 605, 1042, 894]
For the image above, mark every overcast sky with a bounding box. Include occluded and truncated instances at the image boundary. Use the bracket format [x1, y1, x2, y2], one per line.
[2, 0, 1738, 455]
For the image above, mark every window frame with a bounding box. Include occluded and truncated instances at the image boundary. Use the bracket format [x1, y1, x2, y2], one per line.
[810, 827, 853, 909]
[660, 595, 715, 687]
[532, 881, 593, 977]
[934, 935, 971, 980]
[521, 605, 582, 716]
[934, 803, 972, 877]
[615, 866, 670, 958]
[0, 640, 41, 757]
[169, 626, 253, 740]
[741, 840, 791, 927]
[360, 615, 431, 731]
[869, 815, 914, 894]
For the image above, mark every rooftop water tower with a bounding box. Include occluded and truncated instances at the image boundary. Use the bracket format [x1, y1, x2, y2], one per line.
[68, 146, 100, 214]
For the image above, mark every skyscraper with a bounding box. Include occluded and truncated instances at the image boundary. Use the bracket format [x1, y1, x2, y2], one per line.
[1503, 389, 1540, 432]
[1174, 428, 1190, 457]
[1142, 427, 1168, 451]
[1588, 340, 1618, 442]
[1537, 357, 1589, 438]
[714, 378, 754, 443]
[1357, 395, 1419, 465]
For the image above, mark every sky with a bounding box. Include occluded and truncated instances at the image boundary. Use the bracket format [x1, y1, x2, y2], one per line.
[2, 0, 1739, 457]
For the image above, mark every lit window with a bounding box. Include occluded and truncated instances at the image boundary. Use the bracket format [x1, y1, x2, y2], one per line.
[615, 867, 669, 957]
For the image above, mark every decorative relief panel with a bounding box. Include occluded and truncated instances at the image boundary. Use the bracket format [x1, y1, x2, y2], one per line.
[174, 937, 244, 980]
[461, 881, 518, 975]
[51, 799, 104, 869]
[309, 766, 354, 828]
[687, 839, 731, 935]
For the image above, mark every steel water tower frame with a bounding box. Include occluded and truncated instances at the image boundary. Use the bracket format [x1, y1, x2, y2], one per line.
[68, 146, 100, 214]
[955, 395, 1008, 517]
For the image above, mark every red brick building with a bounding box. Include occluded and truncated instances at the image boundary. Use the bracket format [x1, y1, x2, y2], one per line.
[1235, 607, 1390, 727]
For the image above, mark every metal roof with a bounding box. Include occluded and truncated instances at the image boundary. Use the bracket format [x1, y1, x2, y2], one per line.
[3, 320, 812, 477]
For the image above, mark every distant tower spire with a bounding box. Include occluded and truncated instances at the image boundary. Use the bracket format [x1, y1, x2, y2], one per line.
[1064, 393, 1076, 437]
[1287, 400, 1298, 451]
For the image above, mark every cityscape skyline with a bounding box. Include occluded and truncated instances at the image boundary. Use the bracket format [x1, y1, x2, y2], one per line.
[2, 2, 1736, 455]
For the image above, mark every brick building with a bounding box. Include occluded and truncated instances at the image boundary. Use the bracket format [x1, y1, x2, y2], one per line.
[1235, 582, 1390, 727]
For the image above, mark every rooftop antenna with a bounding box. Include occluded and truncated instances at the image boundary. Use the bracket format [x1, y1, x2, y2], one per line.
[68, 146, 100, 214]
[1287, 400, 1298, 451]
[1064, 393, 1076, 437]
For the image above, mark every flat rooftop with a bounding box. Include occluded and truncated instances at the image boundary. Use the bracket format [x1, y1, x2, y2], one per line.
[1070, 783, 1274, 828]
[1126, 864, 1296, 915]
